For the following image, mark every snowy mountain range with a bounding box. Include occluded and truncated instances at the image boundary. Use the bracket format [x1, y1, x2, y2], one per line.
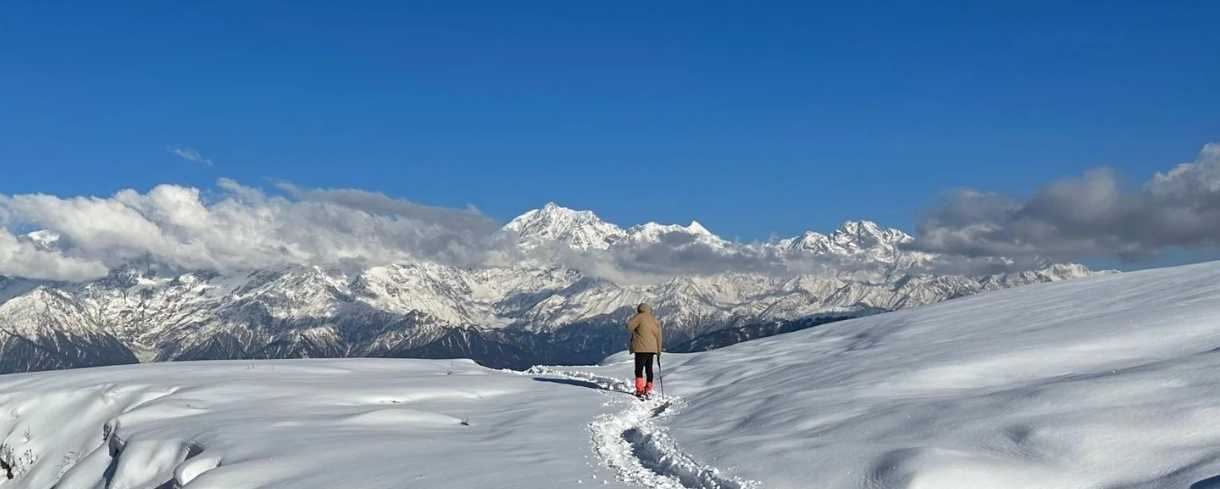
[0, 203, 1094, 374]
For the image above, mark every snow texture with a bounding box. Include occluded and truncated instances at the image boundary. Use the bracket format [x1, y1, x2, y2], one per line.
[8, 259, 1218, 488]
[0, 359, 639, 489]
[646, 259, 1220, 488]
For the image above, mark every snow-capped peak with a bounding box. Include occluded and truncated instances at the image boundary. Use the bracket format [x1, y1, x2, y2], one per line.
[503, 203, 626, 250]
[22, 229, 63, 251]
[839, 219, 882, 235]
[827, 220, 911, 249]
[503, 201, 938, 263]
[778, 230, 831, 253]
[626, 221, 729, 249]
[771, 220, 915, 266]
[506, 203, 743, 253]
[834, 220, 908, 242]
[686, 220, 712, 236]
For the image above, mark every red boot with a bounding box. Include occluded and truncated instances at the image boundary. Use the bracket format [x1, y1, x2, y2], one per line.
[634, 377, 647, 397]
[645, 382, 654, 397]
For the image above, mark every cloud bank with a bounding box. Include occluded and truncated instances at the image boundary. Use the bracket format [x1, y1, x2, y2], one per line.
[911, 143, 1220, 262]
[0, 229, 108, 281]
[544, 234, 795, 285]
[0, 180, 501, 281]
[0, 179, 922, 284]
[6, 143, 1217, 283]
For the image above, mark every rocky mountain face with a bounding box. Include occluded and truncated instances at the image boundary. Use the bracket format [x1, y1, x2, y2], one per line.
[0, 204, 1095, 373]
[0, 288, 137, 373]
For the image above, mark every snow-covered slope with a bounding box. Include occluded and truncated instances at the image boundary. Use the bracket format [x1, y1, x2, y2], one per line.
[0, 359, 640, 489]
[650, 259, 1220, 488]
[0, 205, 1093, 374]
[573, 259, 1220, 487]
[1, 260, 1218, 488]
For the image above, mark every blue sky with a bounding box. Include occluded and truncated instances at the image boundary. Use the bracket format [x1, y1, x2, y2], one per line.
[2, 1, 1218, 244]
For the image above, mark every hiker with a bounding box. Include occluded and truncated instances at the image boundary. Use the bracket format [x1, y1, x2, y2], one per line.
[627, 303, 663, 397]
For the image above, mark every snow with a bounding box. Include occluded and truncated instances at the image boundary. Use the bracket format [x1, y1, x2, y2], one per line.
[504, 202, 628, 251]
[22, 230, 62, 251]
[0, 359, 643, 489]
[626, 222, 729, 250]
[644, 259, 1220, 488]
[7, 259, 1219, 488]
[0, 203, 1095, 375]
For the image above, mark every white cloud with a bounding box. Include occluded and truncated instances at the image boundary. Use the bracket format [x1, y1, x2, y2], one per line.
[0, 228, 108, 281]
[911, 143, 1220, 262]
[0, 180, 501, 281]
[28, 142, 1220, 284]
[0, 178, 912, 283]
[166, 146, 214, 166]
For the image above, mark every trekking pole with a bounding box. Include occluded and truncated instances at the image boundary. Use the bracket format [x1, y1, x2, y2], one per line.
[657, 353, 665, 398]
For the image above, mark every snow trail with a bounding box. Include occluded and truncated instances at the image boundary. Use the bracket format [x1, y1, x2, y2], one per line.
[529, 367, 760, 489]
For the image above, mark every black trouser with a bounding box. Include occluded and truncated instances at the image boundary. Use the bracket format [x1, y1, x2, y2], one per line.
[634, 352, 656, 383]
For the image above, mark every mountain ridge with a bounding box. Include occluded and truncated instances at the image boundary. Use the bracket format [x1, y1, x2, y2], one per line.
[0, 203, 1097, 373]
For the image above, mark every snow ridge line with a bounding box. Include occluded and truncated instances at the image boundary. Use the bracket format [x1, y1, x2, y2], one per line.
[528, 367, 760, 489]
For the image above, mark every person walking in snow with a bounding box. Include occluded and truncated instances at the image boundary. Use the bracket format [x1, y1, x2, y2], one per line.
[627, 303, 663, 397]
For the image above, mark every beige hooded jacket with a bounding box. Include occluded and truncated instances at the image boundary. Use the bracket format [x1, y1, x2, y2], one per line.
[627, 303, 663, 353]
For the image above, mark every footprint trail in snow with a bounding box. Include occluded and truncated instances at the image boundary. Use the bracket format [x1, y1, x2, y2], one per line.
[529, 367, 760, 489]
